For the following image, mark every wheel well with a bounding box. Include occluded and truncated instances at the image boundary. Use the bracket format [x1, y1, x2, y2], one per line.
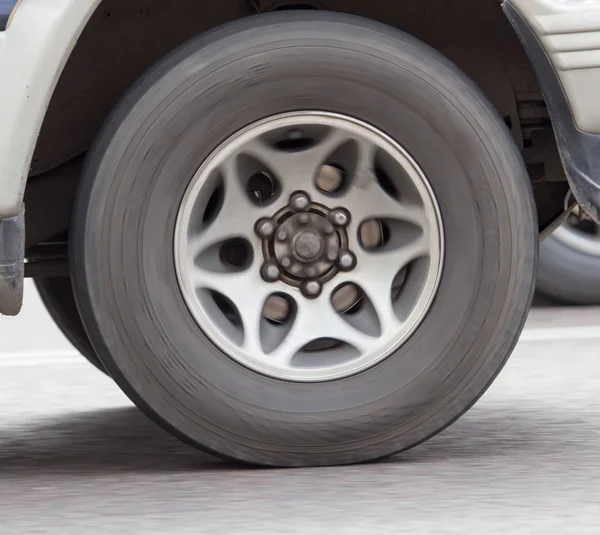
[25, 0, 568, 252]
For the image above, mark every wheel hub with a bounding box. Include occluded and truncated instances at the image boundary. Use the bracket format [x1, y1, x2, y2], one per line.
[256, 192, 355, 294]
[269, 209, 341, 282]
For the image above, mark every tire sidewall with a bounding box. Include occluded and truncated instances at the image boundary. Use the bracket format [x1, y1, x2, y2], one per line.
[34, 277, 104, 373]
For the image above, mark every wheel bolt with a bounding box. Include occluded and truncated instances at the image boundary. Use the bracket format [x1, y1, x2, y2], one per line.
[338, 251, 356, 271]
[299, 213, 310, 225]
[290, 192, 311, 212]
[330, 208, 350, 227]
[255, 218, 277, 239]
[323, 223, 335, 235]
[326, 250, 338, 262]
[306, 267, 318, 277]
[261, 263, 281, 282]
[302, 280, 322, 298]
[281, 257, 292, 268]
[276, 230, 288, 242]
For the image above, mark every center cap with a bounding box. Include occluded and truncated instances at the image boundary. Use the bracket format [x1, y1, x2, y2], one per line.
[271, 211, 342, 281]
[292, 230, 324, 262]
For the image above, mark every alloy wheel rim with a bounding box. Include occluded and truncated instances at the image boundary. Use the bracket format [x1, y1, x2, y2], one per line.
[552, 213, 600, 257]
[174, 111, 444, 382]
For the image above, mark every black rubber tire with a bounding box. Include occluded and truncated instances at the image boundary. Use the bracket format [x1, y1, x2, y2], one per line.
[70, 12, 537, 467]
[34, 277, 106, 374]
[537, 230, 600, 305]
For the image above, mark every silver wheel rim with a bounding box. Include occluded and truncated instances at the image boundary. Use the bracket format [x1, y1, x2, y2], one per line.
[174, 112, 444, 382]
[552, 214, 600, 257]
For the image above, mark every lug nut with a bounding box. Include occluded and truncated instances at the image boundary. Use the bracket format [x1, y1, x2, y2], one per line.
[330, 208, 350, 227]
[255, 218, 277, 239]
[290, 192, 311, 212]
[302, 280, 322, 298]
[281, 256, 292, 268]
[261, 263, 281, 282]
[299, 213, 310, 225]
[338, 251, 356, 271]
[276, 230, 288, 242]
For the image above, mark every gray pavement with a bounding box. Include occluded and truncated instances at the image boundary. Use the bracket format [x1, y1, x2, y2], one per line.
[1, 282, 600, 534]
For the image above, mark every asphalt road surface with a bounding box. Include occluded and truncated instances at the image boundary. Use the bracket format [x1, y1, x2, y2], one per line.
[1, 282, 599, 534]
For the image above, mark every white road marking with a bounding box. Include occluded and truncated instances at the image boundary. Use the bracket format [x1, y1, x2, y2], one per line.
[1, 325, 599, 367]
[0, 350, 83, 367]
[519, 325, 600, 342]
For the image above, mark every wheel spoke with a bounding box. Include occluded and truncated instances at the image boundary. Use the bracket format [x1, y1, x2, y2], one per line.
[340, 136, 428, 227]
[344, 177, 428, 228]
[193, 260, 271, 354]
[350, 137, 379, 191]
[356, 275, 401, 336]
[242, 129, 350, 198]
[269, 295, 372, 366]
[189, 159, 263, 256]
[350, 234, 430, 335]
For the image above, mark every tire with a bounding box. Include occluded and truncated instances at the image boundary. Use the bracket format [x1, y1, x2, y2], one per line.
[70, 12, 537, 467]
[537, 219, 600, 305]
[34, 277, 106, 374]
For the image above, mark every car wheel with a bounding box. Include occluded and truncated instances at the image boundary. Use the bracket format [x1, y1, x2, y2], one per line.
[70, 12, 537, 467]
[34, 277, 106, 374]
[537, 213, 600, 305]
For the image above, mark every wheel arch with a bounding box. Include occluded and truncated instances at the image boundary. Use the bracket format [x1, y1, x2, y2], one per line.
[25, 0, 544, 190]
[4, 0, 573, 228]
[504, 0, 600, 222]
[0, 0, 102, 220]
[28, 0, 250, 180]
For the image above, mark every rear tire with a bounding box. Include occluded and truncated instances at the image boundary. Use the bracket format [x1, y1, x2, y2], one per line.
[34, 277, 106, 374]
[537, 218, 600, 305]
[71, 12, 537, 467]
